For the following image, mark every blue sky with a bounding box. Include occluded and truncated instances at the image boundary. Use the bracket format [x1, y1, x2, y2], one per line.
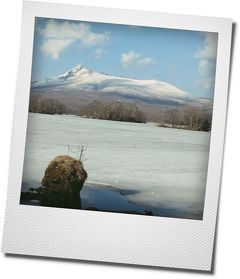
[31, 17, 218, 98]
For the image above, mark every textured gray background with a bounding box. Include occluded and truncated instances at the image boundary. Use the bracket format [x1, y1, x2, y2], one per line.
[1, 1, 232, 271]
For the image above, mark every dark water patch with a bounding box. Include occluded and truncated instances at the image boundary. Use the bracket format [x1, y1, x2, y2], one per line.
[80, 185, 143, 213]
[20, 182, 202, 220]
[119, 189, 140, 196]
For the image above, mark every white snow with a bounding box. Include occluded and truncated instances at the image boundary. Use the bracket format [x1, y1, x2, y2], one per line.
[31, 64, 190, 101]
[22, 113, 211, 218]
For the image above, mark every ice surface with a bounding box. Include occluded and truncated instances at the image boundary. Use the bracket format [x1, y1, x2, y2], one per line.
[22, 113, 211, 218]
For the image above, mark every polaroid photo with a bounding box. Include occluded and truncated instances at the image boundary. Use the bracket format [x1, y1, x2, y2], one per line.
[1, 0, 232, 271]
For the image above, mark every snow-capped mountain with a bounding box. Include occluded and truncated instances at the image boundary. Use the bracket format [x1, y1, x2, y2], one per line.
[31, 64, 211, 107]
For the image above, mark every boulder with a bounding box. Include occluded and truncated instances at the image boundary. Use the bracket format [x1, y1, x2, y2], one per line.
[42, 155, 87, 195]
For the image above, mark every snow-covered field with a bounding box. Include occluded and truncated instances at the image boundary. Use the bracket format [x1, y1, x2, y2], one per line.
[22, 113, 211, 219]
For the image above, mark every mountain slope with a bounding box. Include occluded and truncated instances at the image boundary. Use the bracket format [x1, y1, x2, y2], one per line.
[31, 64, 212, 108]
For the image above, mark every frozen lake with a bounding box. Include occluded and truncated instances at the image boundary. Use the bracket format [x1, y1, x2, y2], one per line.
[21, 113, 211, 219]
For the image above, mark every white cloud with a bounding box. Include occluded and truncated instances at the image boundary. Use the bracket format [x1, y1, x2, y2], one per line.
[195, 33, 218, 59]
[40, 39, 73, 60]
[121, 51, 156, 68]
[94, 48, 105, 59]
[138, 57, 156, 66]
[197, 59, 216, 90]
[198, 59, 215, 76]
[196, 78, 215, 90]
[202, 78, 215, 90]
[195, 33, 218, 92]
[121, 51, 141, 67]
[38, 19, 110, 59]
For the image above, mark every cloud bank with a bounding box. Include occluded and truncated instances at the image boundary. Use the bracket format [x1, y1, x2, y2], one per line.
[195, 33, 218, 91]
[121, 51, 156, 68]
[38, 19, 110, 59]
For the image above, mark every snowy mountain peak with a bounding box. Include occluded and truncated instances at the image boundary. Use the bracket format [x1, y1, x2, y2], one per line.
[57, 64, 93, 80]
[72, 64, 84, 71]
[30, 63, 212, 108]
[70, 64, 89, 74]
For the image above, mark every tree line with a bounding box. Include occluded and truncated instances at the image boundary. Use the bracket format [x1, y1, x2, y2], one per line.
[29, 95, 211, 131]
[160, 107, 211, 131]
[29, 95, 146, 123]
[82, 100, 146, 123]
[29, 95, 66, 115]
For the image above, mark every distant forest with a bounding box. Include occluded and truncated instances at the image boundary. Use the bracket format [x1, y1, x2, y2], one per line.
[29, 95, 211, 131]
[29, 95, 66, 115]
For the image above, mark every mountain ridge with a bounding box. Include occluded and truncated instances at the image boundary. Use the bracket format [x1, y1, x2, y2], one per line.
[31, 64, 213, 109]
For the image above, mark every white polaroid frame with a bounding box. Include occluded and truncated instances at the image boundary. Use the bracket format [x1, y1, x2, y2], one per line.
[1, 1, 232, 271]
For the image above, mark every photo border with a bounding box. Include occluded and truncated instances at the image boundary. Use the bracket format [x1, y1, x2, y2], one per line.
[1, 1, 232, 271]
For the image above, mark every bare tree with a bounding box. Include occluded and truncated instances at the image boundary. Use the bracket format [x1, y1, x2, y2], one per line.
[159, 105, 212, 131]
[82, 100, 146, 123]
[166, 108, 176, 127]
[29, 95, 66, 115]
[68, 145, 88, 162]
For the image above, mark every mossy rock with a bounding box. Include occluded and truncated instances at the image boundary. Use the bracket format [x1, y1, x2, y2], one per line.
[42, 155, 87, 195]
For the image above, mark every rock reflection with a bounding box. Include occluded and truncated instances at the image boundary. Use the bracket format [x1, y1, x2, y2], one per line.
[20, 187, 82, 210]
[40, 191, 82, 209]
[20, 185, 154, 216]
